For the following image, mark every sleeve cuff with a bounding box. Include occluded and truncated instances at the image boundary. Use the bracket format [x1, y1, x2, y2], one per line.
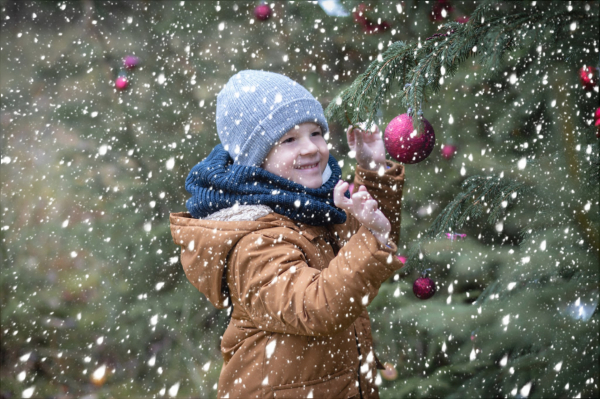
[366, 227, 398, 253]
[355, 160, 405, 187]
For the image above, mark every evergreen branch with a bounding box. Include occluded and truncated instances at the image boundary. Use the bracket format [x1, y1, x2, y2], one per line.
[587, 142, 600, 188]
[554, 70, 600, 255]
[326, 1, 596, 132]
[425, 176, 529, 239]
[403, 175, 529, 273]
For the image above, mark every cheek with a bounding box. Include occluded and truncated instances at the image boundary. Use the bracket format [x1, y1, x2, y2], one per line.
[281, 155, 297, 173]
[319, 142, 329, 159]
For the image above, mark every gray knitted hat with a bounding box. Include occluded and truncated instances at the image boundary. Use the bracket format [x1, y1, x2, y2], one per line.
[216, 70, 329, 167]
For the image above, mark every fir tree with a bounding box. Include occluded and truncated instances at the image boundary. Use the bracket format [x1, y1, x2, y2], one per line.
[326, 1, 599, 397]
[1, 1, 598, 398]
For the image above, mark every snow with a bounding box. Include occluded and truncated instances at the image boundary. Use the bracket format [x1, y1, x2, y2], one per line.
[265, 339, 276, 359]
[22, 387, 35, 398]
[92, 365, 106, 383]
[554, 361, 563, 371]
[168, 382, 180, 397]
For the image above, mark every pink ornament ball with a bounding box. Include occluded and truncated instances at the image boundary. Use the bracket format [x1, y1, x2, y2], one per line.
[115, 76, 128, 91]
[254, 4, 272, 21]
[123, 55, 140, 70]
[595, 107, 600, 139]
[579, 66, 597, 91]
[441, 144, 457, 160]
[384, 113, 436, 164]
[413, 276, 436, 299]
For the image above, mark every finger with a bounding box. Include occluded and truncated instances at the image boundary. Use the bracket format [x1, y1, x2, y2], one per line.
[338, 181, 351, 196]
[351, 191, 370, 211]
[355, 128, 365, 148]
[357, 185, 373, 200]
[366, 199, 379, 213]
[334, 192, 350, 209]
[346, 125, 354, 137]
[346, 126, 356, 147]
[361, 199, 380, 221]
[334, 180, 347, 194]
[372, 124, 381, 137]
[334, 181, 352, 209]
[373, 125, 383, 139]
[351, 190, 370, 200]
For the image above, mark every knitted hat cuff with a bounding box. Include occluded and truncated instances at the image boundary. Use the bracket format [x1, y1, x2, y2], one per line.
[233, 97, 329, 167]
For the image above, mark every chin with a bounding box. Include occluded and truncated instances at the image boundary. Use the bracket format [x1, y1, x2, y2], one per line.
[304, 183, 320, 189]
[303, 179, 323, 189]
[292, 176, 320, 189]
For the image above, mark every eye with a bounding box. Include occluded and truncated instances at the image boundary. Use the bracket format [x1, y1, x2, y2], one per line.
[281, 137, 294, 144]
[312, 131, 322, 137]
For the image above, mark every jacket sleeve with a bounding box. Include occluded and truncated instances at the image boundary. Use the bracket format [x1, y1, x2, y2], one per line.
[228, 226, 403, 337]
[353, 160, 405, 246]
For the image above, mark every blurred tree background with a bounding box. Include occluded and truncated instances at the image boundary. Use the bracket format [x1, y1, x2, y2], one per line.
[1, 1, 598, 398]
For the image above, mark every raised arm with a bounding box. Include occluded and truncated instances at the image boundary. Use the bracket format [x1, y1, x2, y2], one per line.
[345, 124, 405, 245]
[228, 228, 402, 337]
[353, 161, 404, 245]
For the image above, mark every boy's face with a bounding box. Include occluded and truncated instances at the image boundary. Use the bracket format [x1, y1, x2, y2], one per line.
[261, 122, 329, 189]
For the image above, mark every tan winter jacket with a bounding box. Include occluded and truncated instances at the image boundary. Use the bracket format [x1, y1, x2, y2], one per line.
[170, 161, 405, 399]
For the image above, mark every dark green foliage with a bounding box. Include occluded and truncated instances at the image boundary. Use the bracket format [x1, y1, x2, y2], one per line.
[1, 1, 599, 398]
[404, 175, 529, 274]
[349, 2, 599, 399]
[326, 0, 598, 131]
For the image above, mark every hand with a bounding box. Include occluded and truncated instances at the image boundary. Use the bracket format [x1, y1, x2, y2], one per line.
[333, 180, 391, 246]
[347, 124, 387, 171]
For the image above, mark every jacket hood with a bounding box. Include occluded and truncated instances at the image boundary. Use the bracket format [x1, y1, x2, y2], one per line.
[170, 205, 286, 309]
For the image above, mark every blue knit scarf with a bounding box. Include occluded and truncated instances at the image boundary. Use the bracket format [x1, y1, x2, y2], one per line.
[185, 144, 348, 226]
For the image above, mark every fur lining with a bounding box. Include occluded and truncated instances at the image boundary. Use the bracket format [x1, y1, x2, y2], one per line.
[202, 204, 273, 222]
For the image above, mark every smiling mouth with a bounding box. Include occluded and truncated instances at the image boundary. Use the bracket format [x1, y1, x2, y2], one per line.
[295, 162, 319, 170]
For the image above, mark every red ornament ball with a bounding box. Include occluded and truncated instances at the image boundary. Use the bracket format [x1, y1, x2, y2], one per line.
[353, 3, 370, 25]
[384, 113, 436, 164]
[115, 76, 128, 91]
[579, 66, 597, 91]
[123, 55, 140, 70]
[353, 3, 389, 34]
[413, 276, 436, 299]
[254, 4, 272, 21]
[441, 144, 457, 160]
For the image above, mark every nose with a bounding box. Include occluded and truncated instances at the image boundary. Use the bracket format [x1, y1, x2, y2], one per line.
[299, 136, 319, 156]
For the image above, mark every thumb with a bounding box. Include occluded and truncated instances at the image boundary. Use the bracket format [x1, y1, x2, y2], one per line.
[346, 126, 356, 147]
[333, 181, 350, 209]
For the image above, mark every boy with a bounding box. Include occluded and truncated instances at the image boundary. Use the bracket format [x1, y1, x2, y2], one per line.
[170, 70, 405, 398]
